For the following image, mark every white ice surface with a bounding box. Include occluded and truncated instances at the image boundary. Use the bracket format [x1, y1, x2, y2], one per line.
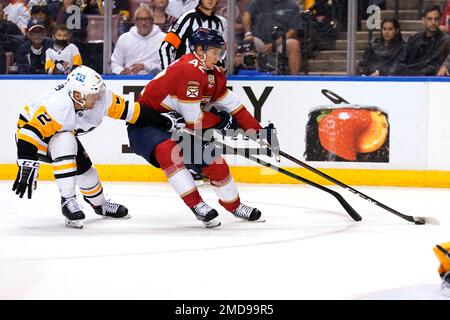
[1, 181, 449, 300]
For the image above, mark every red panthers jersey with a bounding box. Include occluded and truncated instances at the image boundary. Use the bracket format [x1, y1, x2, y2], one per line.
[138, 53, 261, 130]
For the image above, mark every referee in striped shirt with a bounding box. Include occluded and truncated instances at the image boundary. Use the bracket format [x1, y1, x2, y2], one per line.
[159, 0, 226, 70]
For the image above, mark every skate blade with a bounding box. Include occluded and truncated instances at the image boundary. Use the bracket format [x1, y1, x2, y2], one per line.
[236, 217, 266, 223]
[203, 219, 221, 228]
[102, 214, 132, 220]
[65, 218, 84, 229]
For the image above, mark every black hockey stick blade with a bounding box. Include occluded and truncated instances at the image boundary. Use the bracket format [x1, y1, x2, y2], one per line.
[410, 216, 440, 225]
[181, 128, 362, 222]
[333, 192, 362, 222]
[277, 149, 440, 225]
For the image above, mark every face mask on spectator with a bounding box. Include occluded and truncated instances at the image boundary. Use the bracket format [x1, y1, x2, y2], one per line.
[54, 39, 69, 47]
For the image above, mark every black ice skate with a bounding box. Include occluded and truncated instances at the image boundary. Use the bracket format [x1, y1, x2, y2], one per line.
[84, 197, 130, 219]
[61, 197, 85, 228]
[191, 202, 221, 228]
[233, 203, 263, 222]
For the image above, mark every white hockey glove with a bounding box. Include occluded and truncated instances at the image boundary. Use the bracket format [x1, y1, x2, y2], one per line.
[12, 159, 39, 199]
[161, 111, 186, 132]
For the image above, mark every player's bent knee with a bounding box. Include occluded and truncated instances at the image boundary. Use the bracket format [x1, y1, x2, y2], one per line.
[153, 139, 184, 171]
[48, 132, 77, 160]
[202, 157, 230, 182]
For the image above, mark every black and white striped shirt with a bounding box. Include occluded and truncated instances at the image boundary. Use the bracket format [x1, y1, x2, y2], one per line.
[159, 7, 226, 70]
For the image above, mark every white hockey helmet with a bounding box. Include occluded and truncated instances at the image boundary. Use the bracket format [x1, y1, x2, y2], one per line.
[66, 65, 105, 107]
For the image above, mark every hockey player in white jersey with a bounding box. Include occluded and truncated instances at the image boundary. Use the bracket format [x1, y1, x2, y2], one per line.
[13, 65, 184, 228]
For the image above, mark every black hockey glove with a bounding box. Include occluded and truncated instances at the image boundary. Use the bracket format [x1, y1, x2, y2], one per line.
[258, 123, 280, 160]
[213, 110, 239, 135]
[12, 159, 39, 199]
[161, 111, 186, 132]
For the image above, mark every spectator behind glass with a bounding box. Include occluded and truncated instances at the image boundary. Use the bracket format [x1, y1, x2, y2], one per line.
[28, 0, 48, 10]
[242, 0, 302, 75]
[82, 0, 131, 34]
[3, 0, 30, 33]
[151, 0, 176, 33]
[233, 40, 259, 75]
[49, 0, 88, 44]
[15, 18, 52, 74]
[111, 4, 165, 75]
[30, 3, 54, 37]
[214, 0, 250, 41]
[357, 17, 405, 76]
[391, 5, 450, 76]
[82, 0, 130, 15]
[0, 1, 24, 52]
[166, 0, 197, 19]
[45, 24, 82, 74]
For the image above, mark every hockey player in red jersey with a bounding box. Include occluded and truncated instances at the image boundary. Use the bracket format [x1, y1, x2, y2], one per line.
[128, 28, 278, 228]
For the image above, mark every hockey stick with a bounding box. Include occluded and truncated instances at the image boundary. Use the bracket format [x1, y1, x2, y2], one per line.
[181, 129, 362, 222]
[276, 149, 439, 225]
[314, 90, 438, 224]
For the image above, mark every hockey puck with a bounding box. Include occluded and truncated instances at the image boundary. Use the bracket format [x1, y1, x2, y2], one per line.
[414, 219, 425, 225]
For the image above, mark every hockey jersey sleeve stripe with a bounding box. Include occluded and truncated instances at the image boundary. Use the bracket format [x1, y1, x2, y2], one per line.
[19, 128, 45, 147]
[160, 102, 173, 111]
[163, 32, 182, 49]
[214, 90, 243, 114]
[23, 123, 44, 140]
[128, 102, 141, 124]
[17, 133, 48, 153]
[230, 104, 244, 115]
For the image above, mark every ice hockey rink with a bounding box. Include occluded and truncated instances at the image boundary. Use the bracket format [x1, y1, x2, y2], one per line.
[0, 180, 449, 300]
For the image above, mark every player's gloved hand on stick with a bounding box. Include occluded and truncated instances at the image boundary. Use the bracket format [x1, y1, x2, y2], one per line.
[213, 110, 239, 134]
[161, 111, 186, 132]
[12, 159, 39, 199]
[258, 123, 280, 160]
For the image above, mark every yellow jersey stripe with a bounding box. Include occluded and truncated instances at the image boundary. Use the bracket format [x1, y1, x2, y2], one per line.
[17, 133, 47, 152]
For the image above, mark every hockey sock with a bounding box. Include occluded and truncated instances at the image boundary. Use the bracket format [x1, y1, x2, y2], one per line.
[53, 157, 77, 199]
[154, 139, 202, 208]
[77, 166, 105, 207]
[202, 157, 240, 212]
